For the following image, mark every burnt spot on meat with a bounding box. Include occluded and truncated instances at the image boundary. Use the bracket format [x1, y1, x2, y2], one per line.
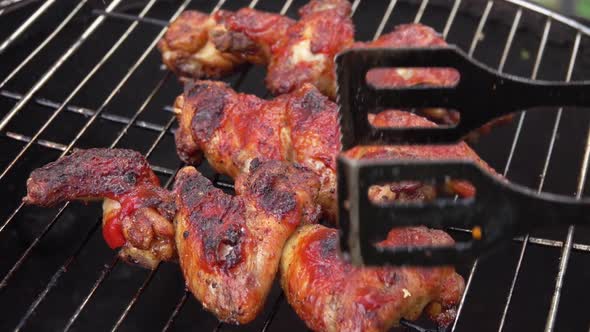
[174, 167, 217, 210]
[199, 208, 246, 271]
[215, 225, 244, 270]
[183, 231, 190, 239]
[320, 233, 337, 258]
[248, 158, 261, 173]
[189, 83, 229, 142]
[124, 171, 138, 184]
[292, 88, 328, 118]
[264, 191, 296, 218]
[302, 89, 326, 114]
[250, 172, 296, 218]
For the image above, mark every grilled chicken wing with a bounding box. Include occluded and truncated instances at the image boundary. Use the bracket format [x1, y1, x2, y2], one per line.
[173, 160, 321, 324]
[23, 149, 176, 269]
[174, 81, 496, 220]
[158, 10, 244, 79]
[281, 224, 465, 332]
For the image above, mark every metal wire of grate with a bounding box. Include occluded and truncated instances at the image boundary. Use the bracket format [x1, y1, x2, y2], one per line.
[1, 0, 590, 331]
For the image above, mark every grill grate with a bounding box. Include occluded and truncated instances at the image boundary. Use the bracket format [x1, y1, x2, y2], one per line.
[1, 0, 590, 331]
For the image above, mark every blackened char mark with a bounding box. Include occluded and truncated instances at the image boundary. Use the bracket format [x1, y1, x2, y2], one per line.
[292, 86, 330, 117]
[250, 170, 296, 218]
[319, 232, 337, 258]
[174, 166, 215, 209]
[186, 81, 230, 142]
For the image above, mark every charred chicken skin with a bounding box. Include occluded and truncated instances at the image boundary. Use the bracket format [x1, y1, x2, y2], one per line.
[281, 224, 465, 332]
[23, 149, 176, 269]
[173, 160, 321, 324]
[174, 80, 496, 220]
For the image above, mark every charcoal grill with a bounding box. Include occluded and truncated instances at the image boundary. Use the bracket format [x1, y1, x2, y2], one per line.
[1, 0, 590, 331]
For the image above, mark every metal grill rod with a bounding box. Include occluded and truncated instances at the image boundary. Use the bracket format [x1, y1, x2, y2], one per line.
[161, 290, 189, 332]
[91, 10, 169, 27]
[0, 1, 89, 87]
[0, 0, 41, 16]
[503, 18, 552, 176]
[413, 0, 428, 24]
[0, 0, 160, 184]
[451, 6, 523, 332]
[499, 30, 581, 332]
[468, 1, 493, 56]
[0, 89, 177, 134]
[545, 34, 590, 329]
[442, 0, 461, 38]
[1, 1, 193, 326]
[0, 0, 56, 54]
[373, 0, 397, 40]
[449, 226, 590, 252]
[505, 0, 590, 36]
[61, 255, 122, 332]
[0, 0, 123, 131]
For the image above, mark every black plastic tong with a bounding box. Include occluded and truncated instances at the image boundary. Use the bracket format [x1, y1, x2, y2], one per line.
[335, 45, 590, 266]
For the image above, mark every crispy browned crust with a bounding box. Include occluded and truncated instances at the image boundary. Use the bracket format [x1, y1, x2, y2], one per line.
[174, 161, 320, 324]
[158, 10, 244, 79]
[24, 149, 176, 269]
[280, 225, 465, 332]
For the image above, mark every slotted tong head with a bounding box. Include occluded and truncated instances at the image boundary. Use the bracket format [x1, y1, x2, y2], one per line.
[335, 45, 590, 266]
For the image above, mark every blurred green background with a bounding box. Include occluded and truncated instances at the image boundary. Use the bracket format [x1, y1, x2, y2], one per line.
[532, 0, 590, 19]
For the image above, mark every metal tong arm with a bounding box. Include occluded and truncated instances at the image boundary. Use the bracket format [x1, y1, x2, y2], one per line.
[336, 46, 590, 149]
[338, 156, 590, 266]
